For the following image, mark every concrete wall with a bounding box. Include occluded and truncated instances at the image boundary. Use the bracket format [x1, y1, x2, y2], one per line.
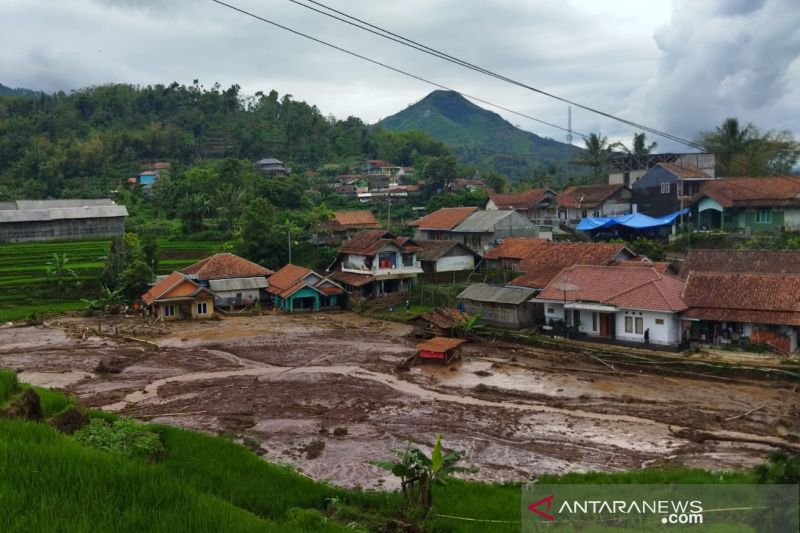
[615, 309, 679, 343]
[435, 254, 475, 272]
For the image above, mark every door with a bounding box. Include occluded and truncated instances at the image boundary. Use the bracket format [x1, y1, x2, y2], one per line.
[599, 314, 610, 337]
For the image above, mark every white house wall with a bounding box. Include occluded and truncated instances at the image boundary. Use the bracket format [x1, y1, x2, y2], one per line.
[435, 254, 475, 272]
[784, 208, 800, 231]
[615, 310, 680, 343]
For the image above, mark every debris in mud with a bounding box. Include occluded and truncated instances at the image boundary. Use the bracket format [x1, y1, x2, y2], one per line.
[333, 427, 348, 437]
[303, 439, 325, 459]
[3, 388, 43, 421]
[473, 383, 489, 393]
[474, 370, 492, 377]
[95, 357, 126, 374]
[219, 413, 255, 431]
[49, 407, 90, 434]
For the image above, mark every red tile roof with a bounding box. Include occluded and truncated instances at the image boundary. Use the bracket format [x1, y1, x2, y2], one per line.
[508, 242, 632, 289]
[681, 271, 800, 326]
[332, 210, 379, 229]
[182, 253, 273, 280]
[265, 264, 313, 295]
[557, 184, 627, 208]
[679, 249, 800, 278]
[657, 162, 713, 180]
[416, 336, 466, 353]
[615, 260, 674, 274]
[142, 271, 211, 305]
[339, 230, 422, 255]
[489, 188, 553, 210]
[328, 270, 375, 287]
[408, 207, 478, 230]
[695, 176, 800, 208]
[537, 265, 687, 313]
[483, 237, 547, 260]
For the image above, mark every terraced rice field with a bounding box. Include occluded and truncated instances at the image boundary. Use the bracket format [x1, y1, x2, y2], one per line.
[0, 239, 222, 321]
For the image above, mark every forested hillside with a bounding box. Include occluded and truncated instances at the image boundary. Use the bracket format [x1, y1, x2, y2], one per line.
[0, 82, 449, 199]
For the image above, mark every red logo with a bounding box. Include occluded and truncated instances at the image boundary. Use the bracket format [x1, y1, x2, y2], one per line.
[528, 495, 555, 521]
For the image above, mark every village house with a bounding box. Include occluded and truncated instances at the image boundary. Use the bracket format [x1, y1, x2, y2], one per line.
[141, 271, 215, 320]
[328, 230, 424, 297]
[358, 160, 403, 176]
[181, 252, 274, 309]
[632, 162, 716, 217]
[556, 184, 633, 227]
[448, 178, 486, 192]
[678, 249, 800, 278]
[485, 188, 557, 226]
[608, 152, 716, 187]
[415, 240, 480, 280]
[0, 199, 128, 243]
[681, 271, 800, 353]
[254, 157, 290, 177]
[482, 237, 547, 270]
[507, 242, 636, 290]
[689, 176, 800, 232]
[535, 265, 688, 349]
[410, 207, 538, 254]
[415, 336, 466, 365]
[457, 283, 537, 329]
[266, 263, 345, 312]
[411, 308, 470, 338]
[309, 210, 380, 246]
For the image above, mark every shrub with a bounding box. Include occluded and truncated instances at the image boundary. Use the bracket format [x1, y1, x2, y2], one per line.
[73, 417, 165, 461]
[333, 427, 348, 437]
[0, 370, 19, 403]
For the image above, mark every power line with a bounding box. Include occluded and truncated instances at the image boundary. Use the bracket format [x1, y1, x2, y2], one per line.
[286, 0, 707, 151]
[209, 0, 587, 141]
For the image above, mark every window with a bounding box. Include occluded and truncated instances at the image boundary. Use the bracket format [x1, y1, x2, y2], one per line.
[655, 318, 664, 325]
[402, 253, 414, 267]
[197, 302, 207, 315]
[625, 316, 633, 333]
[756, 209, 771, 223]
[547, 307, 555, 314]
[591, 312, 598, 332]
[592, 210, 601, 217]
[378, 251, 396, 269]
[164, 305, 175, 317]
[635, 317, 644, 334]
[581, 209, 588, 218]
[660, 182, 671, 194]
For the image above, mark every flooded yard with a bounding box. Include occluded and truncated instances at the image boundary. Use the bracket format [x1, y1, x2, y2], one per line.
[1, 312, 797, 488]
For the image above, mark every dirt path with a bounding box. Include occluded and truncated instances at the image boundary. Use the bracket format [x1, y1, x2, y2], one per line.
[2, 312, 798, 488]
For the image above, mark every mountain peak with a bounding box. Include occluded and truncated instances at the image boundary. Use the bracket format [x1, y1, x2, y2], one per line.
[377, 91, 577, 179]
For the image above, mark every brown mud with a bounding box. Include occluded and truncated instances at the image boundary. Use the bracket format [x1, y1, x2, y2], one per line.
[1, 312, 797, 488]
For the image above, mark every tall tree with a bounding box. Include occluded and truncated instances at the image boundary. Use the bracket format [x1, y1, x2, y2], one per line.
[574, 133, 620, 181]
[698, 118, 799, 176]
[630, 132, 657, 155]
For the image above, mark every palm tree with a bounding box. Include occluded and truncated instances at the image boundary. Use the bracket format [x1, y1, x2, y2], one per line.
[630, 132, 657, 155]
[698, 118, 754, 175]
[575, 133, 621, 181]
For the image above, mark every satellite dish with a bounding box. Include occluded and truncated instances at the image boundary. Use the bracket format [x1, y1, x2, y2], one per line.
[552, 282, 579, 293]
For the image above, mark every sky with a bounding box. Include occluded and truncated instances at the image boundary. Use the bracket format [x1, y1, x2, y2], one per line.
[1, 0, 798, 151]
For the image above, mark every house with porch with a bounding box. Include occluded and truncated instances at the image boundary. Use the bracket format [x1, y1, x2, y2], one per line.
[266, 264, 345, 312]
[328, 230, 424, 297]
[507, 242, 636, 290]
[141, 271, 215, 320]
[309, 210, 380, 246]
[181, 252, 274, 309]
[535, 265, 687, 349]
[689, 176, 800, 232]
[254, 157, 290, 176]
[556, 184, 633, 227]
[681, 271, 800, 352]
[632, 162, 715, 217]
[486, 188, 557, 226]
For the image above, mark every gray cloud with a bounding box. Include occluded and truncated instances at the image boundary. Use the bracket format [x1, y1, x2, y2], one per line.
[0, 0, 796, 152]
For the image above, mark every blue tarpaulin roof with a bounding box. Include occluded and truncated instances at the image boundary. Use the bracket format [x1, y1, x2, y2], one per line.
[576, 209, 689, 231]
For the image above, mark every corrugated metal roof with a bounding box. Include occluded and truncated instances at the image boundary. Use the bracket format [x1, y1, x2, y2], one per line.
[0, 204, 128, 223]
[452, 210, 514, 232]
[457, 283, 536, 305]
[208, 277, 268, 292]
[15, 199, 114, 209]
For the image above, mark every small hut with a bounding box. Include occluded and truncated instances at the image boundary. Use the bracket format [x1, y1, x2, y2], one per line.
[415, 337, 466, 365]
[411, 308, 470, 338]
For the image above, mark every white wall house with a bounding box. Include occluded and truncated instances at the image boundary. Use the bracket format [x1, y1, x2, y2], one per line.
[535, 264, 688, 349]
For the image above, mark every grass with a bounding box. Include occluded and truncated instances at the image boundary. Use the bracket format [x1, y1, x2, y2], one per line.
[0, 238, 223, 322]
[0, 370, 780, 532]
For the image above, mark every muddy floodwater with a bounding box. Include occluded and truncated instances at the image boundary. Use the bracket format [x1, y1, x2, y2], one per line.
[2, 312, 798, 489]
